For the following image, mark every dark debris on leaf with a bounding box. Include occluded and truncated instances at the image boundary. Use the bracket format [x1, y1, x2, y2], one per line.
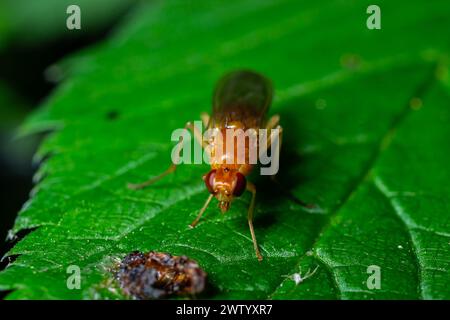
[106, 110, 120, 120]
[116, 251, 206, 300]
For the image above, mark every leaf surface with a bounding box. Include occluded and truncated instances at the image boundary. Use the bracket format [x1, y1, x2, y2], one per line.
[0, 0, 449, 299]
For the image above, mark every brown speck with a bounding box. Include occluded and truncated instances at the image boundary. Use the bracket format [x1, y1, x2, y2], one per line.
[116, 251, 206, 299]
[340, 54, 362, 70]
[409, 97, 423, 110]
[106, 110, 120, 120]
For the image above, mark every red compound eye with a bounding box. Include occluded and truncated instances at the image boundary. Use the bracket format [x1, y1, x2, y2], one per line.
[204, 170, 216, 194]
[233, 173, 247, 197]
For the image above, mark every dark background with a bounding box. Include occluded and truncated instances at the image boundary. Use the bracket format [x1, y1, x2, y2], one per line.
[0, 1, 138, 271]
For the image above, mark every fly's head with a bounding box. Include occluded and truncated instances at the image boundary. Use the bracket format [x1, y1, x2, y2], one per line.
[203, 167, 247, 213]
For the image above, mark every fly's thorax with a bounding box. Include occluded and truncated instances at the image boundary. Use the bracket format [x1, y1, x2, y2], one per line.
[207, 123, 259, 168]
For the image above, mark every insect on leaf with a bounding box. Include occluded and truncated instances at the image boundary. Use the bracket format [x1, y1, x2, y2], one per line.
[0, 0, 449, 299]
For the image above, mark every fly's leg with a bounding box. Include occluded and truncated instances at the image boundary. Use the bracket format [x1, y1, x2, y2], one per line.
[247, 181, 263, 261]
[190, 113, 215, 228]
[200, 112, 210, 128]
[265, 114, 280, 131]
[258, 117, 283, 170]
[127, 121, 207, 190]
[258, 114, 281, 159]
[189, 194, 214, 228]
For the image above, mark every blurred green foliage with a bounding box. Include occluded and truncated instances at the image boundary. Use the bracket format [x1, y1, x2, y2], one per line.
[0, 0, 136, 49]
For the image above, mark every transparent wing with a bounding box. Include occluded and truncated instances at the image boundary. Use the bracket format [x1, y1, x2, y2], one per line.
[211, 70, 273, 128]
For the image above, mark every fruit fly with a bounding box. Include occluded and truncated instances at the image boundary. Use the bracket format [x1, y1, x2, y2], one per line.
[128, 70, 283, 261]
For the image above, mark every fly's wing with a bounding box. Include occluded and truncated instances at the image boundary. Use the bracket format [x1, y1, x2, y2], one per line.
[211, 70, 273, 128]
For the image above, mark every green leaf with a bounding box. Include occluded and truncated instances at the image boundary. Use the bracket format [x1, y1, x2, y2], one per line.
[1, 0, 449, 299]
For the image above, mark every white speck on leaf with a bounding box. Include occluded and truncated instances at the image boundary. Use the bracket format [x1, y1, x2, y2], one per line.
[291, 265, 319, 285]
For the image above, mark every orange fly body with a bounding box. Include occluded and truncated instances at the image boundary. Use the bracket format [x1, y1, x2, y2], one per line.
[128, 70, 283, 261]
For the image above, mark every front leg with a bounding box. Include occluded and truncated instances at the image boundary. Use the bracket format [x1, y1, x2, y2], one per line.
[246, 181, 263, 261]
[127, 120, 207, 190]
[201, 112, 210, 128]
